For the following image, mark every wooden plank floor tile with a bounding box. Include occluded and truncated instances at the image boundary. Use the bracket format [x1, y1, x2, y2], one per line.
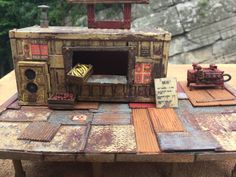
[179, 81, 236, 107]
[148, 108, 185, 133]
[74, 102, 99, 110]
[132, 109, 160, 153]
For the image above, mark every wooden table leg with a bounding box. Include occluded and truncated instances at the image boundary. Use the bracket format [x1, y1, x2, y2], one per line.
[12, 160, 25, 177]
[232, 163, 236, 177]
[92, 163, 102, 177]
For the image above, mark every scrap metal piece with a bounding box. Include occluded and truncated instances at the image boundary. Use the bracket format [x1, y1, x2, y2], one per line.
[85, 125, 136, 153]
[158, 131, 220, 152]
[0, 108, 52, 122]
[18, 122, 61, 142]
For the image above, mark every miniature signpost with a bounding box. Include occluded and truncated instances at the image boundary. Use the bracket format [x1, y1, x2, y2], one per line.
[154, 78, 178, 108]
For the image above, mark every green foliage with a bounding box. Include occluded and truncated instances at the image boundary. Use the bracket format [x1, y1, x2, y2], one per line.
[0, 0, 88, 78]
[198, 0, 209, 17]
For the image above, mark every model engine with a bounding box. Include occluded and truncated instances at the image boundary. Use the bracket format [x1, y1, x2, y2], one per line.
[187, 63, 231, 90]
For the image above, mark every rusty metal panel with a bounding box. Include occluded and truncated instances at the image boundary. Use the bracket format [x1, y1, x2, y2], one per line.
[18, 122, 60, 142]
[95, 103, 131, 113]
[48, 111, 93, 125]
[7, 100, 21, 110]
[211, 131, 236, 152]
[85, 125, 136, 153]
[0, 123, 29, 151]
[92, 112, 131, 125]
[194, 113, 236, 151]
[0, 108, 51, 122]
[157, 131, 220, 152]
[25, 125, 88, 152]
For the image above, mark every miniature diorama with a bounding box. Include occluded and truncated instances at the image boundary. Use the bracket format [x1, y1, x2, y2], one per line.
[3, 1, 236, 177]
[187, 63, 231, 90]
[10, 0, 171, 107]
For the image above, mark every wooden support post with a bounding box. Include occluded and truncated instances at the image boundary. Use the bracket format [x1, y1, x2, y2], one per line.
[12, 160, 25, 177]
[92, 163, 102, 177]
[232, 163, 236, 177]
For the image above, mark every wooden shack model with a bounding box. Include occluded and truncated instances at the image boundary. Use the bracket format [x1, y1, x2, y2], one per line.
[9, 0, 171, 106]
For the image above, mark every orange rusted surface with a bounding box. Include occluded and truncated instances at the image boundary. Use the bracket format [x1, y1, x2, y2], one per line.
[74, 102, 99, 110]
[85, 125, 136, 153]
[18, 122, 60, 142]
[148, 108, 185, 133]
[92, 112, 131, 125]
[132, 109, 160, 153]
[180, 81, 236, 107]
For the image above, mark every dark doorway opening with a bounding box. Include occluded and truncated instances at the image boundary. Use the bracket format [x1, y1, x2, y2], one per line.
[72, 50, 129, 76]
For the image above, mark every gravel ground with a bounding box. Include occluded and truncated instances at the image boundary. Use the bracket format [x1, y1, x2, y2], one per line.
[0, 160, 235, 177]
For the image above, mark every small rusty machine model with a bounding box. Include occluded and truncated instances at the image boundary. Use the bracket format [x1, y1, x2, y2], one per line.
[187, 63, 231, 90]
[9, 0, 171, 106]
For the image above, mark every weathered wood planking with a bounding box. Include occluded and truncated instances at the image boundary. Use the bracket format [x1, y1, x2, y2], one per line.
[85, 125, 136, 153]
[92, 112, 131, 125]
[74, 102, 99, 110]
[132, 109, 160, 153]
[157, 131, 220, 152]
[179, 81, 236, 107]
[148, 108, 185, 133]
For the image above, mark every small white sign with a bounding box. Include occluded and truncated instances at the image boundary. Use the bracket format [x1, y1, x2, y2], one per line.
[154, 77, 178, 108]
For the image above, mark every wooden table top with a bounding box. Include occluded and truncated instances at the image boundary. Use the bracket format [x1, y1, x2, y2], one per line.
[1, 64, 236, 163]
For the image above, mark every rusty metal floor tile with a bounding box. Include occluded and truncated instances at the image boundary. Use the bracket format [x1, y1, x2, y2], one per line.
[94, 103, 131, 113]
[179, 81, 236, 107]
[132, 109, 160, 153]
[26, 125, 89, 152]
[158, 131, 220, 152]
[0, 108, 52, 122]
[148, 108, 185, 133]
[7, 100, 21, 110]
[92, 112, 131, 125]
[129, 103, 156, 109]
[74, 102, 99, 110]
[85, 125, 136, 153]
[0, 122, 89, 153]
[177, 82, 188, 100]
[18, 122, 61, 142]
[0, 93, 18, 114]
[48, 111, 93, 125]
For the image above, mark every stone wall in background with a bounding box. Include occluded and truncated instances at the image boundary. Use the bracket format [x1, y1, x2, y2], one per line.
[132, 0, 236, 64]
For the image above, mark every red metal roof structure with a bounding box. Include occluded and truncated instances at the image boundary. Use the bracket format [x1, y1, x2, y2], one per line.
[66, 0, 149, 29]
